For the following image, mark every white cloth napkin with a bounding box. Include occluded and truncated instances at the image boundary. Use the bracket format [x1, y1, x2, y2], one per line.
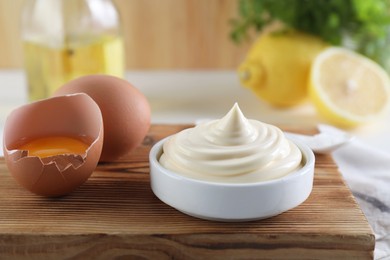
[333, 139, 390, 260]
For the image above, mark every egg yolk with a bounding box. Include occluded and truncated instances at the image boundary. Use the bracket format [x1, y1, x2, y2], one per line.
[17, 136, 89, 158]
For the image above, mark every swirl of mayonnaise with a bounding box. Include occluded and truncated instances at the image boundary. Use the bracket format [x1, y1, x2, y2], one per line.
[159, 103, 302, 183]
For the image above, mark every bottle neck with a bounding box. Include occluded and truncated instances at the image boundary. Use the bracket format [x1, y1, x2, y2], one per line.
[22, 0, 121, 48]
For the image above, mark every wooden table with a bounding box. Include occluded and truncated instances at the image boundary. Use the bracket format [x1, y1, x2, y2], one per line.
[0, 125, 375, 259]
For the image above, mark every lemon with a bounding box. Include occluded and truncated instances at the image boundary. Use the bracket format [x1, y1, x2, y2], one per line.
[238, 31, 327, 107]
[309, 47, 390, 128]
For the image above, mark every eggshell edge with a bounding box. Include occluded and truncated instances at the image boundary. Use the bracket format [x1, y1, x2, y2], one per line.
[3, 94, 104, 196]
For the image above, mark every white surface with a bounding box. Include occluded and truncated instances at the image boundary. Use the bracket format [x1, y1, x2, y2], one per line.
[1, 70, 390, 258]
[150, 137, 314, 221]
[1, 70, 390, 151]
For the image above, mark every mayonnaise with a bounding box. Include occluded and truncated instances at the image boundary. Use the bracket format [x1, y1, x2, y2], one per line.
[159, 103, 302, 183]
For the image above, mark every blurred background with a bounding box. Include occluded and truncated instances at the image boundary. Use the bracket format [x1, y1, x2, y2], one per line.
[0, 0, 250, 70]
[1, 0, 390, 130]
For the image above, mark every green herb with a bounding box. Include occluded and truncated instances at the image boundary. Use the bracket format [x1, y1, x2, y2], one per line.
[230, 0, 390, 69]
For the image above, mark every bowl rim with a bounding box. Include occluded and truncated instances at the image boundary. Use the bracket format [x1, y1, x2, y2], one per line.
[149, 136, 315, 187]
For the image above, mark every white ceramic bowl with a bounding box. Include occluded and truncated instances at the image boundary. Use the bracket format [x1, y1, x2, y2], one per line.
[149, 137, 315, 222]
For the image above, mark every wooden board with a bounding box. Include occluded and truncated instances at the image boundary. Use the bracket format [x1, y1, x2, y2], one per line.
[0, 125, 374, 259]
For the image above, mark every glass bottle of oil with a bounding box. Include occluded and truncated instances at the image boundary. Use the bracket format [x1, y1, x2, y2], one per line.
[21, 0, 125, 101]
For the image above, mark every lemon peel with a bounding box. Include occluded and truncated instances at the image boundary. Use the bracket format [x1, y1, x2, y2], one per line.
[239, 31, 327, 107]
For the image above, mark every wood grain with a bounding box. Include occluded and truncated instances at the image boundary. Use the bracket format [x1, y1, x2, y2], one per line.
[0, 0, 250, 69]
[0, 125, 374, 259]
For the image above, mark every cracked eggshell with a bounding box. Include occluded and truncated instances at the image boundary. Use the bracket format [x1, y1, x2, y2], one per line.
[3, 93, 103, 197]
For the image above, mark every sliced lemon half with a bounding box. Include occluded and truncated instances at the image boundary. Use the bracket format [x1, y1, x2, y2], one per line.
[309, 47, 390, 128]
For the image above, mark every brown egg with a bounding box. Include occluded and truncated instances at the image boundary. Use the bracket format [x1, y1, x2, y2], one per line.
[54, 75, 151, 162]
[3, 94, 103, 197]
